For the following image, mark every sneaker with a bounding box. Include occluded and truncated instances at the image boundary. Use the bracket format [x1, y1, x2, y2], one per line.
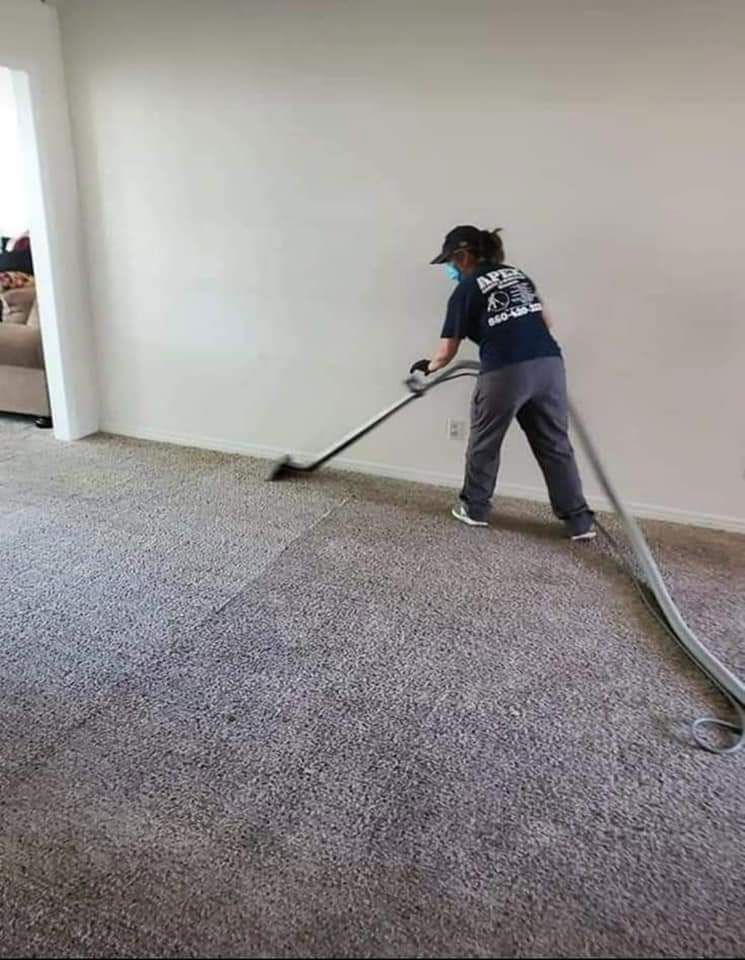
[451, 503, 488, 527]
[570, 526, 597, 541]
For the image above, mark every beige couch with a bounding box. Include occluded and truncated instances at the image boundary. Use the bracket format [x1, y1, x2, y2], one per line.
[0, 285, 51, 421]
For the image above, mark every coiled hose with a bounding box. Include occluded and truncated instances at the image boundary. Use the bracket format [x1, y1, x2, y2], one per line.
[282, 360, 744, 753]
[569, 401, 745, 755]
[416, 365, 744, 753]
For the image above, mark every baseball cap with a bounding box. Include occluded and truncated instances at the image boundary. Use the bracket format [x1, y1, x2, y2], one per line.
[430, 225, 483, 264]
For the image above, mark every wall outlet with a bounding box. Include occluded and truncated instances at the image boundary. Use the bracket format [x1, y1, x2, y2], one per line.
[447, 418, 466, 440]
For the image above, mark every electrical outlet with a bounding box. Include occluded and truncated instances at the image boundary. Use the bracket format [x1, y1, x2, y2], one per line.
[447, 418, 466, 440]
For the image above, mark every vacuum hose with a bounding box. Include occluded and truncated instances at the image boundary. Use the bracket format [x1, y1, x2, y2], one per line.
[412, 364, 744, 754]
[568, 401, 745, 755]
[271, 359, 744, 752]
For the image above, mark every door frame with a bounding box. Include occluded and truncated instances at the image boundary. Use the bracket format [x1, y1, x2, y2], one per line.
[2, 2, 98, 440]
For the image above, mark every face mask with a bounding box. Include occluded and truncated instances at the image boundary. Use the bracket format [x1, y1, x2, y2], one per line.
[444, 262, 462, 283]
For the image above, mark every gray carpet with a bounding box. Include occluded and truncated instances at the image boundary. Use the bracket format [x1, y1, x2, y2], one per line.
[1, 415, 744, 959]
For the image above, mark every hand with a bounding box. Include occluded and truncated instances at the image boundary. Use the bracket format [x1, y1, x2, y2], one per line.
[409, 359, 431, 376]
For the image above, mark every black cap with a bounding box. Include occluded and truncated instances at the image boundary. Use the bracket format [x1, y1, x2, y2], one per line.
[430, 225, 483, 264]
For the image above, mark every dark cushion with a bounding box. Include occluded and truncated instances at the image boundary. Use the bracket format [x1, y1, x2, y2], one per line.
[0, 249, 34, 276]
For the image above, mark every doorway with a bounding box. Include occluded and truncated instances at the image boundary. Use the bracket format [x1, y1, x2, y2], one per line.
[0, 0, 98, 441]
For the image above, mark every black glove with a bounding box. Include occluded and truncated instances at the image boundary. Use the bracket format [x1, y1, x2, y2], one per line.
[409, 359, 431, 376]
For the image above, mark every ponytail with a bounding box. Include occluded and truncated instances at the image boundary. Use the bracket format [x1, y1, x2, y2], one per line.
[477, 228, 504, 265]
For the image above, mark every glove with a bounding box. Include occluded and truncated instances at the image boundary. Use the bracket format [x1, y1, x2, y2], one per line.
[409, 359, 431, 376]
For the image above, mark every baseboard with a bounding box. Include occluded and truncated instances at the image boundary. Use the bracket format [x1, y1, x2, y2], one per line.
[101, 422, 745, 536]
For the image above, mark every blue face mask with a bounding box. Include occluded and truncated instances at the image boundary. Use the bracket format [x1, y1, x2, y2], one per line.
[444, 262, 462, 283]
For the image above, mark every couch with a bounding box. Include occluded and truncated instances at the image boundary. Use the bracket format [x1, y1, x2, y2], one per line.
[0, 282, 51, 423]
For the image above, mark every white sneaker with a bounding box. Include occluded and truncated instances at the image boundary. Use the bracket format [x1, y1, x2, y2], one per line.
[451, 503, 488, 527]
[570, 528, 597, 541]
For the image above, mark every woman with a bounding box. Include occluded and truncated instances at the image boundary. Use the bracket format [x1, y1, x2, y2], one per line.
[410, 224, 595, 540]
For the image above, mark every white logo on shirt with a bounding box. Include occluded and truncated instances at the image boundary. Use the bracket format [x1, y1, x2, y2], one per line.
[477, 268, 523, 294]
[488, 302, 543, 327]
[487, 290, 510, 313]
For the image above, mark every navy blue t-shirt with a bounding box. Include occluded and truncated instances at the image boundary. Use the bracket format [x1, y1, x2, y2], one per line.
[440, 263, 561, 372]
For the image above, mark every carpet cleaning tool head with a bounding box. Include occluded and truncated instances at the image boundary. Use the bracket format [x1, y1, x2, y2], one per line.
[267, 455, 305, 481]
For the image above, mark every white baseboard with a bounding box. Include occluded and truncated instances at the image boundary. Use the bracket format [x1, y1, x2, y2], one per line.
[101, 422, 745, 536]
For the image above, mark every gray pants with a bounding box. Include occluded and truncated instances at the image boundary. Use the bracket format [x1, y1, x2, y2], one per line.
[462, 356, 593, 533]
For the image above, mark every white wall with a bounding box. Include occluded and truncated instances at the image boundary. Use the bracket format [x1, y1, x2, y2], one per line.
[60, 0, 745, 530]
[1, 0, 98, 440]
[0, 67, 28, 237]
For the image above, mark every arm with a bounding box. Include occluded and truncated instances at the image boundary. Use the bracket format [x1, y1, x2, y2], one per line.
[409, 337, 461, 377]
[427, 337, 461, 373]
[542, 305, 553, 330]
[410, 283, 471, 376]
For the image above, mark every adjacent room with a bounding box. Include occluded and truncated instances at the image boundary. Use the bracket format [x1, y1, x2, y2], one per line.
[1, 1, 743, 957]
[0, 66, 52, 429]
